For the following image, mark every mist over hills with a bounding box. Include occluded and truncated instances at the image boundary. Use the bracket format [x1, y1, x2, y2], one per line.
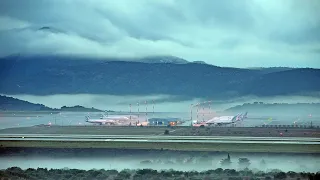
[246, 67, 295, 74]
[1, 94, 319, 114]
[224, 102, 320, 116]
[0, 55, 319, 100]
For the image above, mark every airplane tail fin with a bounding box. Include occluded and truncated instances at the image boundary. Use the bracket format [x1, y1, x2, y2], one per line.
[100, 113, 107, 119]
[232, 115, 239, 122]
[243, 112, 248, 118]
[85, 116, 90, 122]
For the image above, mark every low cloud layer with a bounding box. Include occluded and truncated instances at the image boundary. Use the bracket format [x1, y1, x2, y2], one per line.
[0, 0, 319, 68]
[3, 93, 320, 113]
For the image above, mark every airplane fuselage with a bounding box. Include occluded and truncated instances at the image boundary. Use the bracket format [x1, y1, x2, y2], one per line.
[86, 119, 116, 125]
[206, 116, 236, 125]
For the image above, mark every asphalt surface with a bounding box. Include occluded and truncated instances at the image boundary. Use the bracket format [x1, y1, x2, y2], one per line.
[1, 134, 319, 145]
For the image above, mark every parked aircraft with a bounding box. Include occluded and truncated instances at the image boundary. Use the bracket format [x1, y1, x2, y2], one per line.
[205, 112, 248, 126]
[85, 116, 117, 125]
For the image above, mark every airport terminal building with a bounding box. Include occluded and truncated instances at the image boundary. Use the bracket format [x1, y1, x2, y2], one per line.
[148, 118, 181, 126]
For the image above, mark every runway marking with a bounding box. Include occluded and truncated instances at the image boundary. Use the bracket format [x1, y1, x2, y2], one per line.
[1, 134, 320, 142]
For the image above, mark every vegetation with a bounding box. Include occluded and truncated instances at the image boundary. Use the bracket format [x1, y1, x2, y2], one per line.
[238, 158, 251, 169]
[0, 167, 318, 180]
[59, 105, 103, 112]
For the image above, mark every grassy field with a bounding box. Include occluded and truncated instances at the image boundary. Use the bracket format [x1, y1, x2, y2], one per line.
[1, 140, 319, 153]
[0, 126, 171, 135]
[0, 126, 319, 137]
[1, 126, 319, 153]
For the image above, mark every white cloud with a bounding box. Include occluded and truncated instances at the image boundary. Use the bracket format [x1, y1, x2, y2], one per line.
[0, 0, 319, 68]
[0, 16, 30, 30]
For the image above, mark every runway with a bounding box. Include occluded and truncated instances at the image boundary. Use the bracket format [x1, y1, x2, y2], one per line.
[0, 134, 319, 145]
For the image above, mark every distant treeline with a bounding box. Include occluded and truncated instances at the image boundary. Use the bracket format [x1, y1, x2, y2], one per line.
[0, 95, 108, 112]
[1, 167, 318, 180]
[55, 105, 105, 112]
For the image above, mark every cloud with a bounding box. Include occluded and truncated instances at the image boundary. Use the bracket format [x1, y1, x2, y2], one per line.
[0, 0, 319, 68]
[0, 16, 30, 31]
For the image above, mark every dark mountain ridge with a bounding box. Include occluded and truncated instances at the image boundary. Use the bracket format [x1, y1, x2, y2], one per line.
[0, 95, 51, 111]
[0, 95, 103, 112]
[0, 55, 319, 99]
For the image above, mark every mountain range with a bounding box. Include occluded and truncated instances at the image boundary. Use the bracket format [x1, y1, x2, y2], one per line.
[0, 55, 319, 100]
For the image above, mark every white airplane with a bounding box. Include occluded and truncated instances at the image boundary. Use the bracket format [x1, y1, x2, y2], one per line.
[206, 112, 248, 126]
[85, 114, 132, 125]
[100, 114, 132, 121]
[85, 116, 116, 125]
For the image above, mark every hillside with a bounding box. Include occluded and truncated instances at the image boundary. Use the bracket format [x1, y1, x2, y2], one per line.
[0, 95, 51, 111]
[0, 95, 103, 112]
[59, 105, 103, 112]
[0, 55, 319, 99]
[241, 68, 320, 96]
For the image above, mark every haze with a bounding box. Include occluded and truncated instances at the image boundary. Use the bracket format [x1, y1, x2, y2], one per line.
[3, 94, 320, 112]
[1, 150, 319, 173]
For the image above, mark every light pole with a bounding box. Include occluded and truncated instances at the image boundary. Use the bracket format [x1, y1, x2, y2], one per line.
[152, 100, 155, 118]
[137, 102, 140, 118]
[196, 104, 199, 123]
[202, 105, 205, 122]
[190, 104, 193, 126]
[129, 104, 132, 120]
[145, 101, 148, 122]
[190, 104, 193, 120]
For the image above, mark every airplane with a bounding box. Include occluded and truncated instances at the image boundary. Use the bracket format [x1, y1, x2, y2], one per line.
[85, 112, 143, 125]
[205, 115, 238, 126]
[85, 114, 135, 125]
[85, 116, 117, 125]
[205, 112, 248, 126]
[192, 121, 208, 127]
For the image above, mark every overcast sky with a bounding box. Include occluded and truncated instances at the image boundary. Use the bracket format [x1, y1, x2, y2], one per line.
[0, 0, 319, 68]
